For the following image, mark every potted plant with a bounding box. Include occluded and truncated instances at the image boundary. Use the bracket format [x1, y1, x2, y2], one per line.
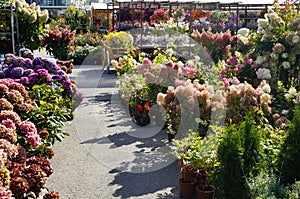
[178, 165, 198, 198]
[171, 129, 220, 198]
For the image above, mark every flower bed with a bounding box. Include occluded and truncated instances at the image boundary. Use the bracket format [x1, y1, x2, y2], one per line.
[113, 1, 300, 198]
[0, 52, 83, 198]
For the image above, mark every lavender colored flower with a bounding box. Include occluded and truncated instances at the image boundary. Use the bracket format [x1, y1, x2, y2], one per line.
[28, 73, 40, 85]
[44, 60, 59, 73]
[57, 69, 66, 76]
[2, 68, 11, 77]
[32, 57, 42, 66]
[0, 72, 5, 79]
[23, 69, 34, 76]
[13, 57, 25, 67]
[23, 58, 33, 69]
[52, 74, 62, 81]
[10, 67, 24, 78]
[34, 65, 44, 71]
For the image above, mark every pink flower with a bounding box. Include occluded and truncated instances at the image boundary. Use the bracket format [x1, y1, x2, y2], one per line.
[182, 65, 197, 79]
[26, 132, 41, 148]
[1, 119, 16, 130]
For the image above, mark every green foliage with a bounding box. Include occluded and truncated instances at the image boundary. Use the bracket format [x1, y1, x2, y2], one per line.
[278, 105, 300, 183]
[216, 124, 248, 199]
[26, 83, 72, 145]
[248, 172, 287, 199]
[241, 113, 266, 177]
[287, 181, 300, 199]
[216, 113, 267, 198]
[103, 31, 133, 48]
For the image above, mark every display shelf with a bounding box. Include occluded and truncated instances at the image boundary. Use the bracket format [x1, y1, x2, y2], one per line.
[0, 3, 19, 55]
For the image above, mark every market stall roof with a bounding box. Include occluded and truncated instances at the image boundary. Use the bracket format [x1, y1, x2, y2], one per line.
[104, 0, 291, 3]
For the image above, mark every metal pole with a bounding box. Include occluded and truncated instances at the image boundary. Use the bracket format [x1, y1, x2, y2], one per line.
[10, 3, 15, 55]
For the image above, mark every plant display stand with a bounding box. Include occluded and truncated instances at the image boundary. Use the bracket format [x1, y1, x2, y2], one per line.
[102, 44, 127, 72]
[0, 3, 19, 55]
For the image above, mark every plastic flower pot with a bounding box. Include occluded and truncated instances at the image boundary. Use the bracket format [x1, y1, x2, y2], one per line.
[196, 184, 215, 199]
[179, 177, 197, 198]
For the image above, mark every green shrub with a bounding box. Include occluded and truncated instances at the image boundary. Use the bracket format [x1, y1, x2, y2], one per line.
[278, 105, 300, 183]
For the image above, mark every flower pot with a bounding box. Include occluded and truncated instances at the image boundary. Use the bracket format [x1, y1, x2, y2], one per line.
[179, 178, 197, 198]
[196, 184, 215, 199]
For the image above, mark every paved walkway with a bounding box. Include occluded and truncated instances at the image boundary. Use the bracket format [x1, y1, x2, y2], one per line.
[33, 50, 181, 199]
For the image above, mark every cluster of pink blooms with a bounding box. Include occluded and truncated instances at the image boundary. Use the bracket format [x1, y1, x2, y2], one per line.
[192, 29, 236, 63]
[226, 81, 272, 123]
[182, 65, 197, 79]
[20, 121, 41, 149]
[150, 9, 170, 25]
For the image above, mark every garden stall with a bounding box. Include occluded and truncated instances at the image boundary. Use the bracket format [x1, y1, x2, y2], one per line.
[91, 2, 113, 32]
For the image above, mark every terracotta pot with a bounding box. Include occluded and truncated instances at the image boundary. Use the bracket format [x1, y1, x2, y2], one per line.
[196, 184, 215, 199]
[179, 178, 197, 198]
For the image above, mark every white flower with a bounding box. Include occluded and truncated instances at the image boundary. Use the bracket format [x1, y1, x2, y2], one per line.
[270, 53, 279, 60]
[194, 55, 200, 62]
[136, 84, 143, 90]
[292, 35, 300, 44]
[256, 56, 265, 64]
[162, 59, 169, 65]
[257, 18, 268, 29]
[260, 93, 271, 104]
[166, 48, 174, 55]
[177, 61, 184, 69]
[281, 53, 288, 59]
[288, 87, 298, 96]
[262, 84, 271, 93]
[237, 28, 250, 37]
[256, 68, 271, 79]
[282, 109, 289, 115]
[282, 61, 291, 69]
[111, 60, 118, 67]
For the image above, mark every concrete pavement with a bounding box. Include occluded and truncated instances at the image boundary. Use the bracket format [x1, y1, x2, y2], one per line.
[36, 52, 181, 198]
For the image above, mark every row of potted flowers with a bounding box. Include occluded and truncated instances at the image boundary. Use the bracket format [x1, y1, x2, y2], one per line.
[112, 1, 300, 198]
[0, 53, 83, 198]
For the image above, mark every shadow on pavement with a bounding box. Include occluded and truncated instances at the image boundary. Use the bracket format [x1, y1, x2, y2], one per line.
[108, 161, 180, 199]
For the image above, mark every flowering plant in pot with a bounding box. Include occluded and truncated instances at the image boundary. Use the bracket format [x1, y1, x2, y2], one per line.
[40, 26, 75, 60]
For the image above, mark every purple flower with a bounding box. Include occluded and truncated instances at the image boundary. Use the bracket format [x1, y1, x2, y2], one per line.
[13, 57, 25, 67]
[3, 68, 10, 77]
[44, 60, 58, 73]
[23, 58, 33, 69]
[28, 73, 40, 85]
[0, 71, 5, 78]
[34, 65, 44, 71]
[19, 77, 30, 85]
[52, 74, 62, 81]
[36, 68, 48, 76]
[57, 70, 66, 76]
[10, 67, 24, 78]
[23, 69, 34, 76]
[32, 57, 42, 66]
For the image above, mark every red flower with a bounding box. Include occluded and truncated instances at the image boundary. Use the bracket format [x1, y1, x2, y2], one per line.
[136, 104, 143, 112]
